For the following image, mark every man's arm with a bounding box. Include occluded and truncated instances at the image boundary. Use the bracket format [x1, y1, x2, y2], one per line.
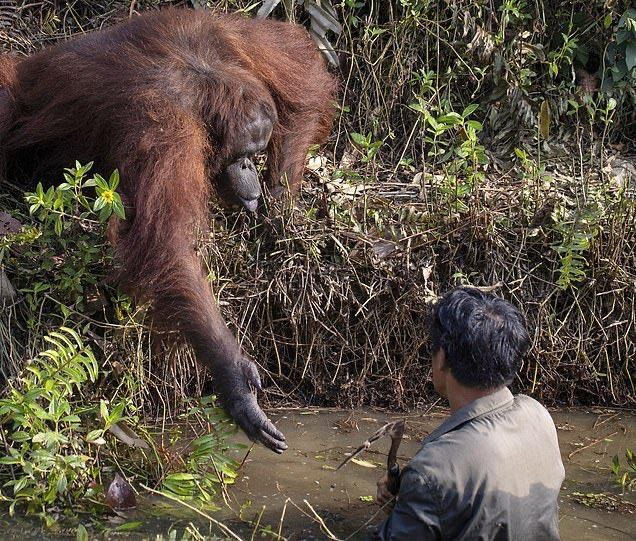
[372, 468, 442, 540]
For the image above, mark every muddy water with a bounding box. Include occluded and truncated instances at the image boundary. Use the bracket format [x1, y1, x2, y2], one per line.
[225, 407, 636, 540]
[2, 407, 635, 540]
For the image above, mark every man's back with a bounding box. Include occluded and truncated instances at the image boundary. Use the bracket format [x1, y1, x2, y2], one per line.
[375, 388, 565, 540]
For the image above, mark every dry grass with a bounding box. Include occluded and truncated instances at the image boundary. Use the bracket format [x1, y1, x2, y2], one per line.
[195, 156, 634, 409]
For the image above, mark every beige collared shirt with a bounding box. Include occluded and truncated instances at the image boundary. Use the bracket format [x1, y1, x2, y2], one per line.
[373, 387, 565, 540]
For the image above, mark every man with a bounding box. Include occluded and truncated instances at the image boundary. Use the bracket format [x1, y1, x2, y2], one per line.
[373, 287, 565, 540]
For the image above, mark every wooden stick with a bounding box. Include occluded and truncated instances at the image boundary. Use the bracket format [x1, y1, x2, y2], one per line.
[568, 430, 620, 460]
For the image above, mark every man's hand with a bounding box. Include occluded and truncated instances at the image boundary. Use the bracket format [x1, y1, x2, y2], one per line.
[376, 473, 396, 510]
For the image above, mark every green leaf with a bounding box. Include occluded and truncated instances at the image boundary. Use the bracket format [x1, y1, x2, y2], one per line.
[437, 112, 463, 125]
[626, 43, 636, 71]
[100, 400, 109, 422]
[32, 431, 68, 447]
[539, 100, 551, 139]
[76, 524, 89, 541]
[13, 476, 30, 494]
[113, 201, 126, 220]
[31, 403, 54, 421]
[93, 197, 106, 211]
[425, 115, 439, 130]
[48, 330, 75, 351]
[93, 174, 108, 190]
[462, 104, 479, 117]
[165, 473, 196, 481]
[350, 132, 368, 146]
[108, 401, 126, 424]
[108, 169, 120, 190]
[114, 522, 143, 532]
[60, 326, 83, 349]
[57, 473, 68, 494]
[99, 205, 112, 222]
[86, 429, 104, 443]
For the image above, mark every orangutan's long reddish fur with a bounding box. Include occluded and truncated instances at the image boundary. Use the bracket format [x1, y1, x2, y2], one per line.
[0, 8, 336, 450]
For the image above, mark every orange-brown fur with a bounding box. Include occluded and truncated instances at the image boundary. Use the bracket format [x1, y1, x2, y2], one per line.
[0, 8, 336, 451]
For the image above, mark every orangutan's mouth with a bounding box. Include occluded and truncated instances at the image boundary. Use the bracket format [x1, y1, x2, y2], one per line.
[240, 197, 259, 212]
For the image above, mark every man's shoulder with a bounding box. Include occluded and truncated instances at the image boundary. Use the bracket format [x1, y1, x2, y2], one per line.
[512, 393, 556, 426]
[514, 392, 549, 411]
[407, 393, 559, 483]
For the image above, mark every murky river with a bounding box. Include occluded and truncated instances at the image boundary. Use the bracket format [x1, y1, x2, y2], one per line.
[2, 407, 635, 540]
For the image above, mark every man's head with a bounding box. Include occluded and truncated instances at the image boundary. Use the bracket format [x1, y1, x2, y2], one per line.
[429, 287, 530, 398]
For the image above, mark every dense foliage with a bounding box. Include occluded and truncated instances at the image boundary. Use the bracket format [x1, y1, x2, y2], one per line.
[0, 166, 242, 527]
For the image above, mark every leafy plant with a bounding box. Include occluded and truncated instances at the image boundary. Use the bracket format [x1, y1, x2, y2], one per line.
[566, 94, 618, 134]
[611, 448, 636, 493]
[6, 162, 123, 315]
[551, 200, 603, 290]
[26, 162, 124, 234]
[410, 103, 488, 212]
[0, 163, 241, 525]
[161, 396, 243, 504]
[602, 8, 636, 89]
[349, 131, 384, 164]
[547, 30, 580, 78]
[0, 327, 110, 521]
[0, 324, 238, 522]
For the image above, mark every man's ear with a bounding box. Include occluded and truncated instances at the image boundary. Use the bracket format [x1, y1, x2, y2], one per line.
[432, 347, 447, 371]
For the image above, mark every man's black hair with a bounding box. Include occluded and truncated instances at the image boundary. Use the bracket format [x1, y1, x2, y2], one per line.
[429, 287, 530, 389]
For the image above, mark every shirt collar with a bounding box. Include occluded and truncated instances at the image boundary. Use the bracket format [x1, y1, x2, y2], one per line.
[422, 387, 514, 445]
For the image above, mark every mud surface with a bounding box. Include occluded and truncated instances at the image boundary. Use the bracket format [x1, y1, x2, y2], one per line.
[225, 408, 635, 540]
[2, 407, 635, 540]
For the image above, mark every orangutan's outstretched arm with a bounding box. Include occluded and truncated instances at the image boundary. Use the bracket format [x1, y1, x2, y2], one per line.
[108, 104, 286, 452]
